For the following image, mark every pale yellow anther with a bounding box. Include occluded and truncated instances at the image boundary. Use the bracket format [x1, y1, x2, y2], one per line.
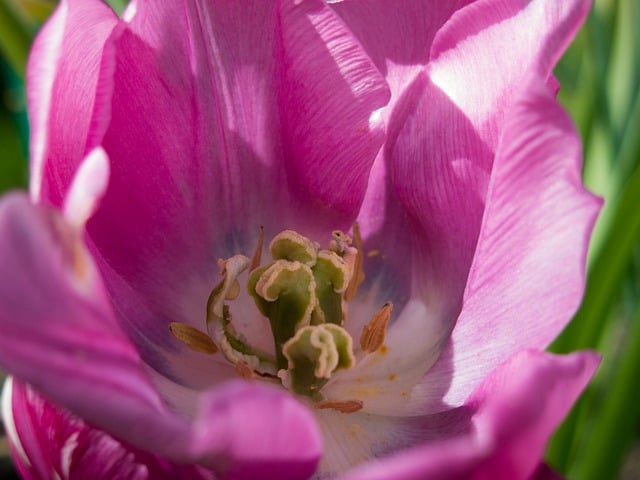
[315, 399, 364, 414]
[360, 302, 393, 353]
[344, 223, 364, 302]
[169, 322, 218, 354]
[330, 230, 352, 253]
[250, 226, 265, 271]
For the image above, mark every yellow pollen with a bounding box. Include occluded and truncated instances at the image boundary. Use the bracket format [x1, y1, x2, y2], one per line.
[316, 399, 364, 414]
[169, 322, 218, 354]
[344, 222, 365, 301]
[360, 302, 393, 353]
[388, 373, 396, 381]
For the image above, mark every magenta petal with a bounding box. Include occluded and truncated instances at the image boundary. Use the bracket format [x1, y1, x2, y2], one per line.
[28, 0, 117, 204]
[465, 351, 599, 478]
[414, 76, 600, 410]
[340, 350, 599, 480]
[3, 379, 213, 480]
[0, 193, 181, 449]
[0, 194, 322, 477]
[81, 0, 389, 364]
[429, 0, 591, 147]
[531, 463, 564, 480]
[277, 0, 390, 224]
[4, 378, 321, 480]
[193, 382, 322, 480]
[90, 0, 389, 275]
[330, 0, 465, 97]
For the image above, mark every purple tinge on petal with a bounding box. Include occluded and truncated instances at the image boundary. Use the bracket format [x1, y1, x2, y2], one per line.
[28, 0, 118, 204]
[0, 193, 323, 478]
[339, 350, 599, 480]
[2, 378, 213, 480]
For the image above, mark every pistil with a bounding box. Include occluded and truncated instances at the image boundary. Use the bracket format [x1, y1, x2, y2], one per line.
[168, 227, 394, 410]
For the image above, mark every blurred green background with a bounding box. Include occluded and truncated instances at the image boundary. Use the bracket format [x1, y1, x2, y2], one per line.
[1, 0, 639, 478]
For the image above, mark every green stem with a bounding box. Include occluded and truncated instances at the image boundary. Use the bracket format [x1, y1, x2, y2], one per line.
[548, 162, 640, 471]
[0, 1, 34, 77]
[573, 306, 640, 479]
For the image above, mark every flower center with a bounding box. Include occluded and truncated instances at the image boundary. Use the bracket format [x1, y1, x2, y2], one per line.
[169, 227, 392, 412]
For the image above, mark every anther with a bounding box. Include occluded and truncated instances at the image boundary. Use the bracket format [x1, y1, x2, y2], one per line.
[315, 399, 364, 414]
[251, 226, 265, 271]
[360, 302, 393, 353]
[344, 222, 364, 301]
[235, 361, 254, 380]
[169, 322, 218, 354]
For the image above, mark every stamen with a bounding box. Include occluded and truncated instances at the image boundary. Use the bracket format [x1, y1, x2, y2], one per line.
[235, 361, 254, 380]
[169, 322, 218, 354]
[250, 226, 265, 271]
[360, 302, 393, 353]
[225, 280, 241, 300]
[330, 230, 352, 253]
[344, 222, 364, 302]
[206, 255, 251, 332]
[315, 399, 364, 414]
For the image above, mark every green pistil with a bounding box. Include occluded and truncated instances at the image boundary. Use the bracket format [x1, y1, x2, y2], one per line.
[311, 251, 348, 325]
[247, 229, 357, 394]
[221, 305, 275, 365]
[282, 324, 355, 398]
[249, 260, 316, 369]
[270, 230, 317, 265]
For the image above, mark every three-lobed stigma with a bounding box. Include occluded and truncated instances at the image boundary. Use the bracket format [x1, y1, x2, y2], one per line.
[170, 227, 392, 411]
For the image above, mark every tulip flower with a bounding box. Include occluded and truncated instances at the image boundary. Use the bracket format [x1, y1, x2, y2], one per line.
[0, 0, 600, 479]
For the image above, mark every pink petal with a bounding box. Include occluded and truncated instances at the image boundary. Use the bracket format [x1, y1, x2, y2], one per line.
[62, 147, 110, 230]
[0, 193, 181, 450]
[429, 0, 591, 148]
[3, 378, 213, 480]
[192, 382, 322, 479]
[77, 0, 388, 371]
[339, 350, 599, 480]
[28, 0, 118, 204]
[330, 0, 467, 98]
[353, 0, 591, 306]
[411, 76, 600, 411]
[0, 194, 322, 478]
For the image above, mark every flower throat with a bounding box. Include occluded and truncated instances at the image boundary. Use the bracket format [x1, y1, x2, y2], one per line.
[169, 227, 392, 412]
